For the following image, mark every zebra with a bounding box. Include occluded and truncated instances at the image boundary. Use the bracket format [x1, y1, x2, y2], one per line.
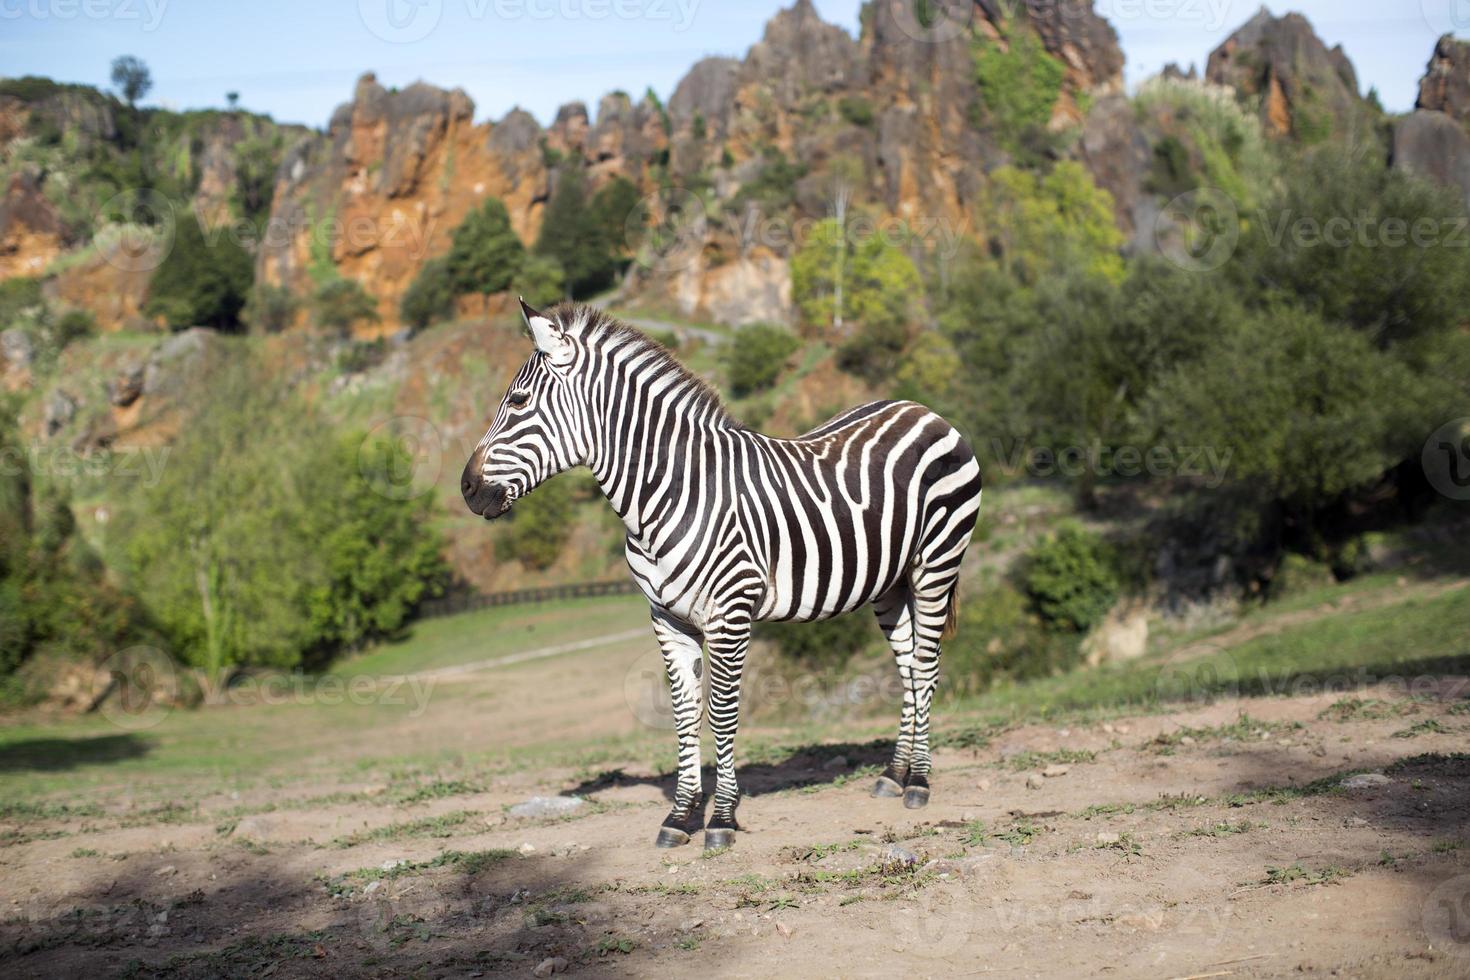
[462, 300, 983, 850]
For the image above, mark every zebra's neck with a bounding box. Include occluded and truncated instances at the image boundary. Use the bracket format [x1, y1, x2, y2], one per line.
[584, 335, 738, 540]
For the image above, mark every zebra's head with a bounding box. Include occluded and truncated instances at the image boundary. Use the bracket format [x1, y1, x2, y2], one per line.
[461, 300, 594, 519]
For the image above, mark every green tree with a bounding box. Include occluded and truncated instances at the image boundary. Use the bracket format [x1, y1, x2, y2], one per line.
[400, 256, 456, 332]
[791, 218, 922, 339]
[110, 55, 152, 107]
[589, 176, 641, 261]
[143, 213, 254, 330]
[448, 197, 524, 307]
[723, 323, 800, 397]
[312, 278, 380, 335]
[535, 166, 618, 298]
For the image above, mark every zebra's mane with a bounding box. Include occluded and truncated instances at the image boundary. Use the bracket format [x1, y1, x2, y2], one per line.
[551, 303, 737, 426]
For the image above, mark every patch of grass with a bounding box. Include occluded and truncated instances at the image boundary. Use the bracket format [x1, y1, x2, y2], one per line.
[1000, 748, 1097, 772]
[0, 800, 106, 822]
[339, 848, 516, 885]
[1434, 840, 1463, 853]
[393, 780, 482, 805]
[1318, 697, 1420, 722]
[1185, 820, 1258, 839]
[991, 820, 1043, 847]
[1261, 862, 1351, 887]
[119, 931, 333, 977]
[1145, 714, 1301, 754]
[1094, 832, 1143, 856]
[594, 936, 638, 956]
[786, 838, 865, 862]
[332, 809, 478, 847]
[1077, 802, 1136, 819]
[1393, 719, 1451, 739]
[69, 847, 100, 858]
[676, 935, 702, 950]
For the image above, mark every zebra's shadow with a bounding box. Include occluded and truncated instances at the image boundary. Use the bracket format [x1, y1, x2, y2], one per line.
[561, 737, 894, 803]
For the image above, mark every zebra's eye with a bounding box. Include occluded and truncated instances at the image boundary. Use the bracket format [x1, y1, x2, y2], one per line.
[507, 389, 531, 408]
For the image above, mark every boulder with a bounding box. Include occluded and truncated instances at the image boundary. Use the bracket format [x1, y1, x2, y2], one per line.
[1417, 35, 1470, 129]
[1392, 110, 1470, 210]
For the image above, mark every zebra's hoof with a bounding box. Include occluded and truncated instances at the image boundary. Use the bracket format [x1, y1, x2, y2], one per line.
[704, 827, 736, 851]
[654, 826, 691, 848]
[871, 775, 904, 798]
[903, 785, 930, 809]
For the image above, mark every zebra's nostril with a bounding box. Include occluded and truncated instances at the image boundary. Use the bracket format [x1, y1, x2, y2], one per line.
[461, 479, 474, 496]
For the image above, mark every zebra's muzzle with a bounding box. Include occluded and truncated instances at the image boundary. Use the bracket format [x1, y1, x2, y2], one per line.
[461, 470, 512, 519]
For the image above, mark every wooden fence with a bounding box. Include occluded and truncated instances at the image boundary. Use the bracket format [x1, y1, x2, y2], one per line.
[419, 579, 641, 619]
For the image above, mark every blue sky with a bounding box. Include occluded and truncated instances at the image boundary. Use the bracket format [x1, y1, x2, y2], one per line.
[0, 1, 1461, 128]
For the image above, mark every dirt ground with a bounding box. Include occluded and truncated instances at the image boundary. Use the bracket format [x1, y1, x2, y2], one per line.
[4, 635, 1470, 979]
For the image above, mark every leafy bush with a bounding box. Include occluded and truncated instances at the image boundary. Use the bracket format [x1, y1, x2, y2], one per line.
[971, 26, 1065, 152]
[312, 278, 380, 335]
[400, 256, 455, 332]
[942, 578, 1085, 691]
[730, 149, 807, 215]
[513, 253, 566, 309]
[496, 478, 574, 571]
[116, 360, 447, 671]
[723, 323, 800, 397]
[837, 96, 875, 128]
[1022, 525, 1121, 634]
[755, 611, 879, 675]
[243, 284, 297, 333]
[52, 310, 95, 350]
[143, 213, 253, 330]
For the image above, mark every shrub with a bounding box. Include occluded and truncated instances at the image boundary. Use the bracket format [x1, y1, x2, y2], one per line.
[791, 217, 922, 341]
[755, 611, 878, 675]
[971, 26, 1065, 152]
[143, 212, 253, 330]
[243, 284, 297, 333]
[1022, 525, 1121, 634]
[495, 478, 574, 571]
[51, 310, 95, 350]
[513, 253, 566, 309]
[400, 256, 455, 332]
[312, 278, 380, 335]
[837, 96, 875, 127]
[723, 323, 800, 397]
[942, 578, 1085, 691]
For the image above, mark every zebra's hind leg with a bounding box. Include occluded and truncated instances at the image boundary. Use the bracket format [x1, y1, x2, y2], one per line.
[871, 581, 916, 802]
[651, 608, 706, 848]
[901, 569, 963, 810]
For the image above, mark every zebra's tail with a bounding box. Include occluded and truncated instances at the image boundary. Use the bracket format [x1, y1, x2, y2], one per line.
[941, 583, 960, 641]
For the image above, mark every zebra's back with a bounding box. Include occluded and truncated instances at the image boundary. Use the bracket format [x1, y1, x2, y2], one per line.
[741, 400, 982, 623]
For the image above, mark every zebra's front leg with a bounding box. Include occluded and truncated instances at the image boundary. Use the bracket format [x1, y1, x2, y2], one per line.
[703, 613, 752, 850]
[650, 607, 706, 848]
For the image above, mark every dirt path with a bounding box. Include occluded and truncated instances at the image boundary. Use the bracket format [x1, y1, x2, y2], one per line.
[4, 644, 1470, 978]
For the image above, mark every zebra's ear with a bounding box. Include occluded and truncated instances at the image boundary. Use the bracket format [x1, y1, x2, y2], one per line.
[520, 297, 572, 365]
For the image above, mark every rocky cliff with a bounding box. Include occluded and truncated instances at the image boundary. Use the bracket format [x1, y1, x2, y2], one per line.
[1395, 35, 1470, 208]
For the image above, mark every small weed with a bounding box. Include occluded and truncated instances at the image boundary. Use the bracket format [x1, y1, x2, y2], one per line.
[1095, 832, 1143, 856]
[69, 847, 99, 858]
[1393, 719, 1451, 739]
[332, 810, 477, 848]
[1434, 840, 1462, 853]
[1318, 698, 1419, 722]
[595, 936, 637, 956]
[676, 936, 701, 950]
[1186, 820, 1257, 839]
[1262, 862, 1351, 887]
[1000, 749, 1096, 772]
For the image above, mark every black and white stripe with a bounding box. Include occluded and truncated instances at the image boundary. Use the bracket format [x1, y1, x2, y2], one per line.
[462, 302, 983, 848]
